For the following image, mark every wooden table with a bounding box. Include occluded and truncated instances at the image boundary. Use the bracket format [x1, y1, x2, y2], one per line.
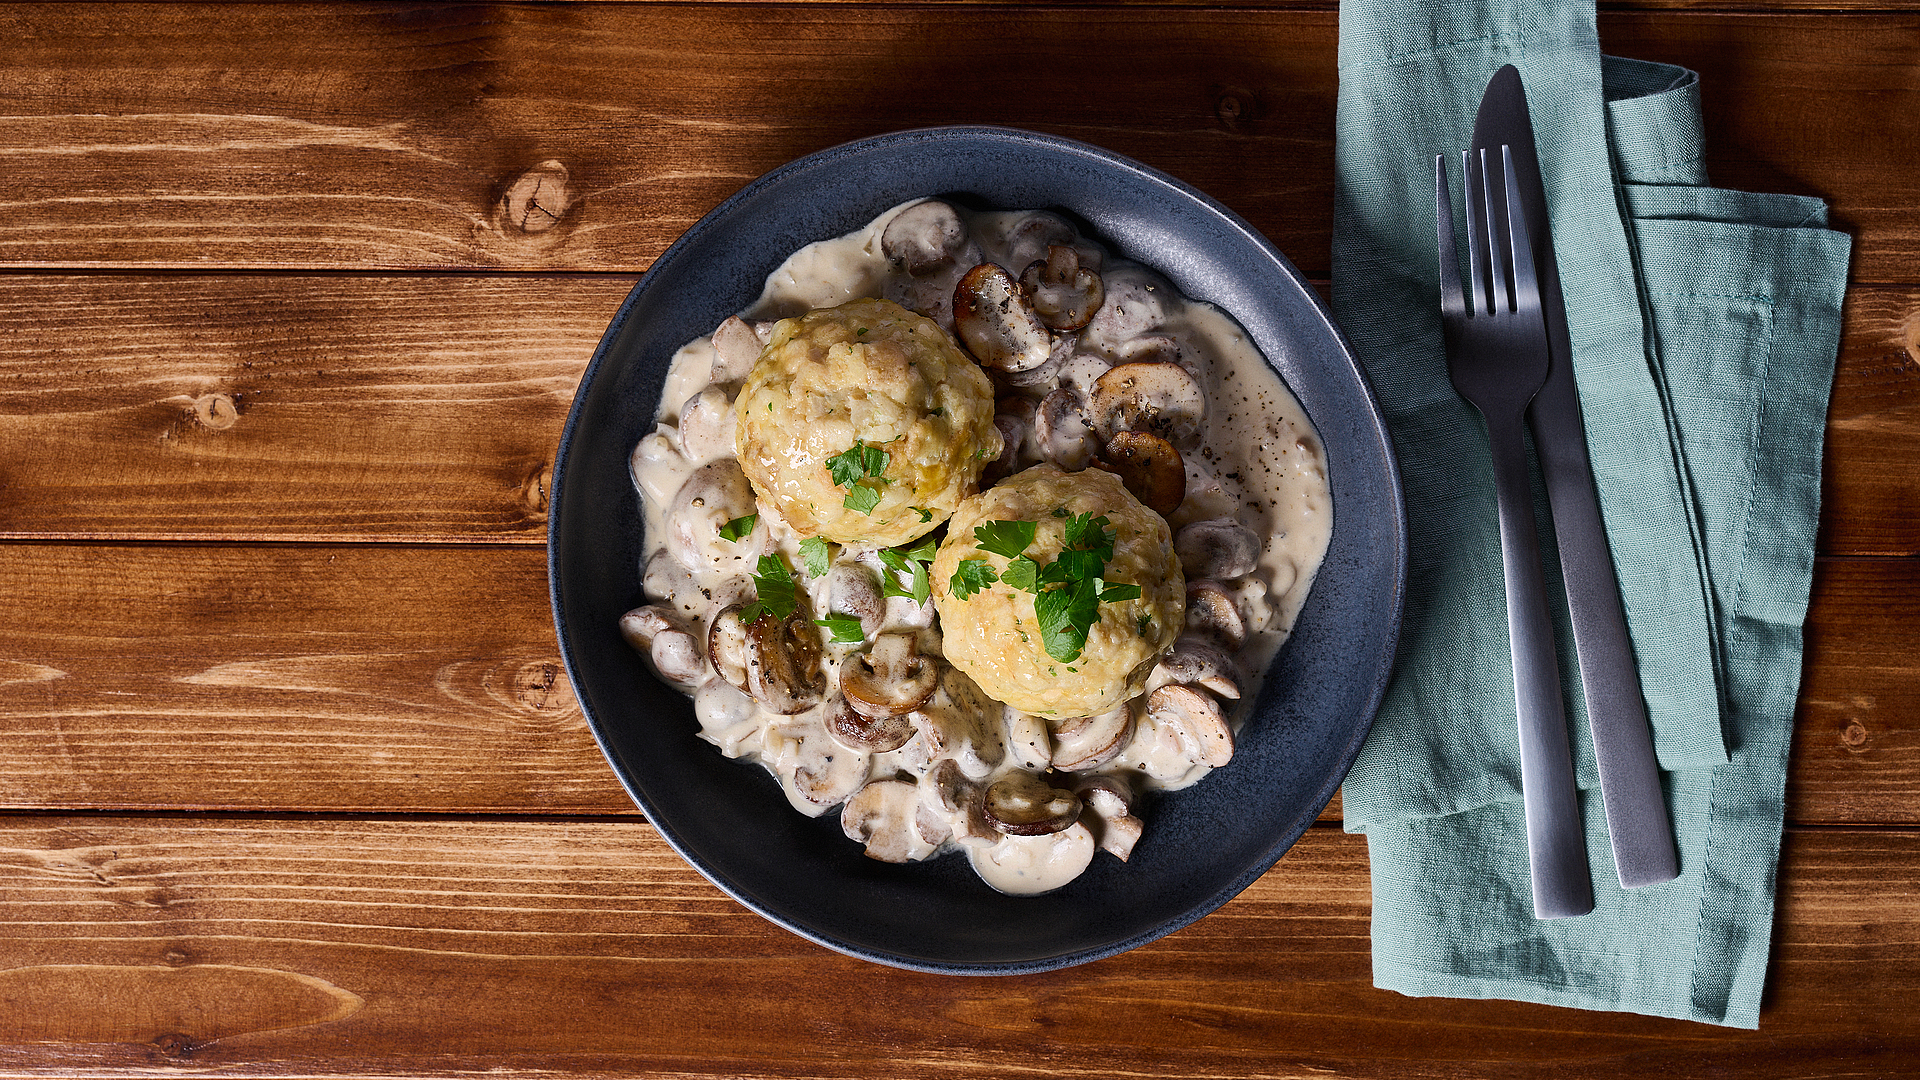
[0, 2, 1913, 1073]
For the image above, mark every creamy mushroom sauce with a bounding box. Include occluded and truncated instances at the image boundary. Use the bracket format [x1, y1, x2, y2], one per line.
[624, 200, 1331, 895]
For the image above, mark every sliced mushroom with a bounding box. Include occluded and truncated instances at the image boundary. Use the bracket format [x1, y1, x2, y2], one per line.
[1151, 633, 1243, 700]
[988, 333, 1071, 393]
[667, 458, 767, 573]
[881, 200, 968, 275]
[693, 676, 758, 750]
[710, 315, 765, 384]
[952, 262, 1052, 373]
[1111, 333, 1183, 367]
[1089, 361, 1207, 447]
[1056, 350, 1113, 393]
[619, 605, 708, 691]
[984, 396, 1036, 483]
[766, 715, 869, 815]
[1019, 245, 1104, 331]
[1097, 430, 1186, 516]
[630, 423, 684, 506]
[1084, 265, 1168, 343]
[1185, 579, 1248, 649]
[1145, 683, 1234, 771]
[908, 665, 1004, 779]
[706, 604, 751, 691]
[920, 759, 997, 845]
[1049, 704, 1136, 773]
[1175, 518, 1262, 580]
[825, 562, 886, 639]
[1033, 387, 1101, 472]
[675, 386, 736, 465]
[823, 690, 914, 754]
[1073, 774, 1145, 862]
[1000, 211, 1078, 272]
[983, 771, 1083, 836]
[967, 823, 1096, 895]
[843, 779, 948, 863]
[1003, 709, 1053, 771]
[841, 633, 939, 720]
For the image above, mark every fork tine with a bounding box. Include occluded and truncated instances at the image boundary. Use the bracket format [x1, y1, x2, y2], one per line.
[1435, 155, 1465, 316]
[1503, 145, 1541, 313]
[1460, 149, 1488, 316]
[1480, 147, 1509, 314]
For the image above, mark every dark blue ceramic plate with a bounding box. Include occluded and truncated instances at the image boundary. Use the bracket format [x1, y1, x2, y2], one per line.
[549, 126, 1406, 973]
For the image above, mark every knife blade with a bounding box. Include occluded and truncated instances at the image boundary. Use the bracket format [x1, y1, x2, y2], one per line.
[1471, 65, 1681, 889]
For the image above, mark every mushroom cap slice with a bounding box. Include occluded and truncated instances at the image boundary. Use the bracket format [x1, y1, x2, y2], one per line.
[709, 315, 765, 384]
[1072, 774, 1145, 862]
[1175, 518, 1262, 581]
[1019, 245, 1105, 331]
[823, 691, 914, 754]
[952, 262, 1052, 373]
[767, 715, 869, 815]
[620, 605, 707, 691]
[920, 759, 997, 845]
[1152, 633, 1243, 700]
[1089, 361, 1207, 447]
[881, 200, 968, 275]
[714, 606, 825, 715]
[840, 633, 939, 720]
[842, 778, 947, 863]
[1097, 430, 1186, 516]
[1048, 704, 1136, 773]
[1145, 683, 1234, 770]
[674, 386, 737, 466]
[967, 822, 1096, 895]
[824, 562, 886, 640]
[1185, 579, 1248, 649]
[1033, 387, 1100, 472]
[667, 458, 767, 573]
[983, 771, 1083, 837]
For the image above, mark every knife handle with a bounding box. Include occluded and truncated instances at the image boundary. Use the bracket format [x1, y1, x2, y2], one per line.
[1529, 371, 1682, 889]
[1486, 410, 1595, 920]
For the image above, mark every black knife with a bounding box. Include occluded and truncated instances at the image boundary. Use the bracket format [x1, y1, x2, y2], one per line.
[1471, 65, 1681, 889]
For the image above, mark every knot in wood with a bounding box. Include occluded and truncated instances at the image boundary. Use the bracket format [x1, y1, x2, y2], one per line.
[501, 160, 573, 235]
[1842, 719, 1870, 750]
[192, 393, 239, 430]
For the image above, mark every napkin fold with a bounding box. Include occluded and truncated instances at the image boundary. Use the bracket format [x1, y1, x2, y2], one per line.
[1331, 0, 1850, 1028]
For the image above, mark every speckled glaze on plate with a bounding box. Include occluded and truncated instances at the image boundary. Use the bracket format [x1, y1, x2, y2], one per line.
[549, 126, 1406, 973]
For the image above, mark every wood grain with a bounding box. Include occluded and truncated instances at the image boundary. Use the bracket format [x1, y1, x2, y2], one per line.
[0, 818, 1907, 1075]
[3, 275, 1915, 554]
[0, 7, 1914, 280]
[0, 542, 1906, 825]
[0, 274, 621, 543]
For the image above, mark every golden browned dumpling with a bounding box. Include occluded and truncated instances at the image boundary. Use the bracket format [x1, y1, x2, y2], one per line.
[734, 298, 1001, 548]
[931, 466, 1184, 717]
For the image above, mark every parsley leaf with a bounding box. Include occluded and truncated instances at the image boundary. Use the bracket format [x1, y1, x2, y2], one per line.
[1035, 575, 1103, 664]
[974, 520, 1036, 560]
[877, 547, 931, 607]
[899, 534, 939, 564]
[949, 558, 999, 600]
[914, 506, 933, 523]
[798, 536, 832, 578]
[814, 614, 866, 644]
[842, 482, 883, 515]
[827, 441, 889, 488]
[741, 554, 798, 623]
[1000, 555, 1040, 594]
[1101, 581, 1144, 603]
[718, 513, 757, 544]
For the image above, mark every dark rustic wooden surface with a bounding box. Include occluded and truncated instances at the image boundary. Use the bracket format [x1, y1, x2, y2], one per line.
[0, 2, 1915, 1074]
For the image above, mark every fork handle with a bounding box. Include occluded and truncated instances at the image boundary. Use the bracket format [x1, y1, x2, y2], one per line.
[1485, 410, 1595, 920]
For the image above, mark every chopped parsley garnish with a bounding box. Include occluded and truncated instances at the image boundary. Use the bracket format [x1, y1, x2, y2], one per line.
[814, 614, 866, 644]
[718, 513, 757, 543]
[913, 506, 933, 523]
[973, 520, 1036, 560]
[842, 483, 883, 515]
[741, 554, 799, 623]
[798, 536, 832, 579]
[828, 441, 888, 487]
[877, 545, 932, 607]
[828, 440, 890, 514]
[949, 558, 999, 600]
[946, 512, 1138, 663]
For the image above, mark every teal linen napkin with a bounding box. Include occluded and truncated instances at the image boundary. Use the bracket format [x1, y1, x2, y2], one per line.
[1331, 0, 1850, 1028]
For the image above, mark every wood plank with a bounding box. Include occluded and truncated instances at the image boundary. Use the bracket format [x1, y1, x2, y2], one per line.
[0, 7, 1913, 280]
[0, 542, 1909, 825]
[0, 274, 622, 543]
[0, 817, 1910, 1075]
[2, 275, 1914, 554]
[1822, 286, 1920, 556]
